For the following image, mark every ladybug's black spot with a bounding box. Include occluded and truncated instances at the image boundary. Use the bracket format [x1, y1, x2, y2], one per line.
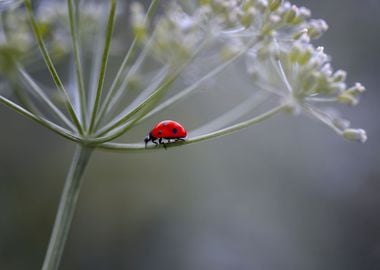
[158, 130, 162, 135]
[172, 128, 178, 134]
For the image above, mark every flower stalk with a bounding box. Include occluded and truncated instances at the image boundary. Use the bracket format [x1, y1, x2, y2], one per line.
[24, 0, 84, 135]
[67, 0, 87, 128]
[88, 0, 116, 134]
[98, 103, 287, 151]
[41, 145, 93, 270]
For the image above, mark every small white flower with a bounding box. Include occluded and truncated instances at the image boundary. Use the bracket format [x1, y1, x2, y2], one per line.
[343, 129, 367, 143]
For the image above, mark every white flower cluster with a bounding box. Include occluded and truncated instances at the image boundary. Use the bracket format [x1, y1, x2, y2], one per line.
[130, 0, 367, 143]
[0, 0, 118, 74]
[0, 0, 366, 149]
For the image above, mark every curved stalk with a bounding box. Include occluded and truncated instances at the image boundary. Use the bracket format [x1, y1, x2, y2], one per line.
[0, 95, 80, 142]
[97, 103, 286, 151]
[42, 145, 93, 270]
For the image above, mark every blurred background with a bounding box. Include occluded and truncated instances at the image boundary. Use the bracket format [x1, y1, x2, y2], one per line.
[0, 0, 379, 269]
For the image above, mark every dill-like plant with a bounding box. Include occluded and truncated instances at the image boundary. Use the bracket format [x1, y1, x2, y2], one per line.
[0, 0, 367, 269]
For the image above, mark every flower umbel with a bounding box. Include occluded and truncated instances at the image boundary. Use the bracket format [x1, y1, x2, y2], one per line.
[0, 1, 367, 269]
[0, 0, 367, 148]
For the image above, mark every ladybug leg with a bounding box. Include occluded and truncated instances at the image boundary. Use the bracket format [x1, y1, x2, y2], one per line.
[152, 138, 158, 146]
[158, 138, 167, 150]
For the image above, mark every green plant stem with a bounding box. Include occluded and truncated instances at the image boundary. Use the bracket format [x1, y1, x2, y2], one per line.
[0, 95, 80, 142]
[68, 0, 87, 128]
[24, 0, 84, 135]
[88, 0, 116, 134]
[94, 38, 211, 141]
[94, 0, 159, 128]
[42, 145, 93, 270]
[96, 35, 262, 138]
[97, 103, 287, 151]
[93, 73, 177, 143]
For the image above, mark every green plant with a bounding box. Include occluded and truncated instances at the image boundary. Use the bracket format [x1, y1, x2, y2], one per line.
[0, 0, 367, 269]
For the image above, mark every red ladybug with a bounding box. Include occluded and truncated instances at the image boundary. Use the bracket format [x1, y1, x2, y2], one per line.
[144, 120, 187, 149]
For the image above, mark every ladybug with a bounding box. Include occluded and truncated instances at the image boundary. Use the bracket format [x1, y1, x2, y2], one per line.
[144, 120, 187, 149]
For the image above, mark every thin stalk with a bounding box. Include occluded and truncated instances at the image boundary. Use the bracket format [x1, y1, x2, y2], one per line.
[88, 0, 117, 133]
[186, 104, 286, 144]
[17, 66, 76, 131]
[93, 38, 138, 128]
[95, 65, 169, 135]
[189, 92, 269, 135]
[96, 26, 260, 141]
[24, 0, 84, 134]
[94, 38, 211, 140]
[0, 95, 80, 142]
[95, 35, 155, 128]
[97, 103, 287, 151]
[93, 72, 177, 142]
[275, 59, 293, 93]
[87, 14, 107, 119]
[9, 77, 41, 116]
[139, 46, 257, 122]
[304, 104, 343, 135]
[94, 0, 159, 127]
[305, 97, 338, 103]
[129, 35, 263, 126]
[68, 0, 87, 128]
[42, 145, 93, 270]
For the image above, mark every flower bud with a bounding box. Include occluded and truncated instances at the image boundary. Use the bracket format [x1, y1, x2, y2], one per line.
[288, 45, 301, 62]
[284, 5, 298, 23]
[343, 129, 367, 143]
[291, 6, 311, 24]
[269, 0, 282, 11]
[346, 82, 366, 95]
[308, 19, 328, 39]
[333, 70, 347, 82]
[297, 47, 313, 65]
[298, 7, 311, 19]
[337, 92, 359, 106]
[240, 7, 256, 27]
[293, 28, 308, 40]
